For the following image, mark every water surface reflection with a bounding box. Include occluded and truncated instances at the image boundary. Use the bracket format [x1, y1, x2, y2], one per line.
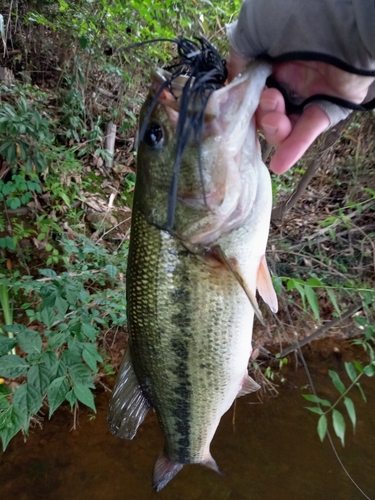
[1, 346, 374, 500]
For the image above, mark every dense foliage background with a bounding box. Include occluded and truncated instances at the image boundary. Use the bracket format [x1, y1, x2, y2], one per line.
[0, 0, 374, 451]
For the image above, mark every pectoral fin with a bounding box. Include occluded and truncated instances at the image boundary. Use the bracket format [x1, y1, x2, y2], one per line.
[108, 348, 149, 439]
[211, 245, 265, 325]
[257, 255, 278, 313]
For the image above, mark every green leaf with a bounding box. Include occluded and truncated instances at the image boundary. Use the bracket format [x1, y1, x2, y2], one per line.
[105, 265, 118, 278]
[81, 322, 98, 341]
[353, 361, 364, 373]
[41, 351, 60, 378]
[9, 197, 21, 209]
[82, 349, 98, 372]
[68, 363, 93, 386]
[363, 364, 375, 377]
[343, 397, 356, 431]
[305, 286, 320, 322]
[286, 278, 295, 291]
[12, 381, 42, 427]
[65, 285, 78, 306]
[82, 343, 103, 362]
[73, 384, 96, 412]
[272, 276, 283, 296]
[79, 35, 88, 49]
[12, 384, 31, 432]
[328, 370, 346, 394]
[55, 295, 68, 315]
[0, 355, 29, 378]
[317, 414, 327, 442]
[356, 382, 367, 402]
[306, 277, 322, 287]
[332, 409, 346, 446]
[302, 394, 331, 406]
[65, 389, 77, 408]
[0, 236, 15, 250]
[0, 336, 17, 356]
[294, 282, 306, 309]
[40, 307, 55, 328]
[344, 362, 357, 383]
[62, 349, 81, 367]
[39, 269, 57, 278]
[0, 406, 23, 451]
[326, 289, 341, 316]
[56, 360, 68, 378]
[47, 376, 70, 418]
[305, 407, 324, 415]
[47, 332, 69, 350]
[17, 329, 42, 355]
[27, 364, 50, 394]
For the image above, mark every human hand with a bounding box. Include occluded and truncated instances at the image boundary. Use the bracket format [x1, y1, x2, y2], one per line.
[227, 49, 375, 174]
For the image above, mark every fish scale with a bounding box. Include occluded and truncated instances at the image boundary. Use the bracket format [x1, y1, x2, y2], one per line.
[128, 206, 255, 465]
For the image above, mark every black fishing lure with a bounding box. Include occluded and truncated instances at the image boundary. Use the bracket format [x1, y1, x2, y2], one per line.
[130, 37, 228, 230]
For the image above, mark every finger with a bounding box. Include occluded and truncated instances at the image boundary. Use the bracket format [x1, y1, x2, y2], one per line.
[269, 105, 330, 174]
[260, 112, 293, 147]
[257, 88, 286, 119]
[256, 88, 292, 146]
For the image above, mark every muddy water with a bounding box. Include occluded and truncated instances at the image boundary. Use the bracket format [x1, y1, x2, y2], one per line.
[1, 347, 375, 500]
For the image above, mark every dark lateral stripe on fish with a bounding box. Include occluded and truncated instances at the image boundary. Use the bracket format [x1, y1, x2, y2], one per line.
[169, 257, 192, 463]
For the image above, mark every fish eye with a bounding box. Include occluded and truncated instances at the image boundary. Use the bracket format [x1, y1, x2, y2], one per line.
[143, 123, 164, 149]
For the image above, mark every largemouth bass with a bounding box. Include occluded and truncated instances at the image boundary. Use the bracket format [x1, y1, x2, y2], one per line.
[108, 57, 278, 491]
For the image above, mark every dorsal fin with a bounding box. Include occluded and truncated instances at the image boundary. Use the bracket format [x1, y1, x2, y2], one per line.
[108, 349, 149, 439]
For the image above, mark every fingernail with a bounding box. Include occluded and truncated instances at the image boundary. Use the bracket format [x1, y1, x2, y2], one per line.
[262, 124, 278, 136]
[260, 98, 277, 112]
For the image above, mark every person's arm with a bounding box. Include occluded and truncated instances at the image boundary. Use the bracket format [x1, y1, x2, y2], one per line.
[226, 0, 375, 173]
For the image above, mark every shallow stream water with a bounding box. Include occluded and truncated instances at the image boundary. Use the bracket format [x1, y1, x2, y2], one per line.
[1, 343, 374, 500]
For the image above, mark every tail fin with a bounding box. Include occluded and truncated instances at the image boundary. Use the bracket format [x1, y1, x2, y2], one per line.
[153, 453, 184, 492]
[153, 453, 221, 491]
[108, 349, 149, 439]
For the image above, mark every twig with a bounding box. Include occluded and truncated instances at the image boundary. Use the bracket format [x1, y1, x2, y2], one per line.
[279, 303, 362, 357]
[272, 151, 327, 220]
[272, 249, 351, 280]
[287, 223, 375, 251]
[95, 216, 131, 244]
[347, 221, 375, 276]
[305, 200, 375, 242]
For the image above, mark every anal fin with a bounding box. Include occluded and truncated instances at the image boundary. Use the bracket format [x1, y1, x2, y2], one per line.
[237, 375, 261, 397]
[108, 348, 149, 439]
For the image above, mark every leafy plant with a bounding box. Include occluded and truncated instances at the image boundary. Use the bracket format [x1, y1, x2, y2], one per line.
[0, 97, 53, 172]
[302, 311, 375, 446]
[0, 172, 42, 210]
[0, 235, 128, 450]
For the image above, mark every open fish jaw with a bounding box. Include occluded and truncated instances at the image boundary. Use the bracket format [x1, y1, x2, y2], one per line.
[135, 62, 271, 246]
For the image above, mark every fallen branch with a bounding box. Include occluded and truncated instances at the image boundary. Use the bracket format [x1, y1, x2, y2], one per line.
[105, 121, 117, 169]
